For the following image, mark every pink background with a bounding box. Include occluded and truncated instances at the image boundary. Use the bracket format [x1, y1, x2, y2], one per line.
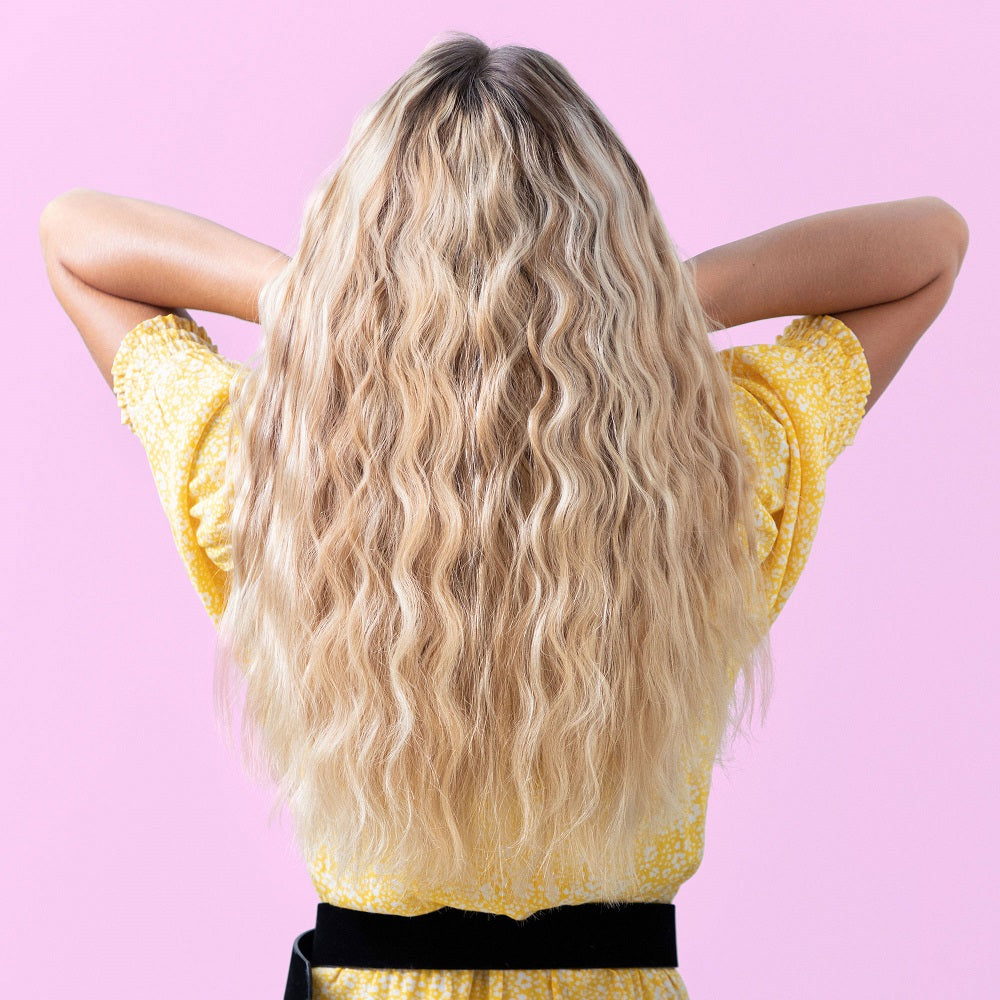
[5, 2, 997, 997]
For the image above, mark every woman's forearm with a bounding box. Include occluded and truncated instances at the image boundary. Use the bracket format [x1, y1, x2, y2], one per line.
[686, 196, 968, 329]
[40, 187, 291, 324]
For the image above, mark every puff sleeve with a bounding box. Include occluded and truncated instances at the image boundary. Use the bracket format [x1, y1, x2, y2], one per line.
[716, 314, 872, 624]
[111, 313, 243, 625]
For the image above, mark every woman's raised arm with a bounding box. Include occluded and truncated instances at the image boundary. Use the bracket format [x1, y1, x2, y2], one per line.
[39, 187, 290, 388]
[686, 196, 969, 413]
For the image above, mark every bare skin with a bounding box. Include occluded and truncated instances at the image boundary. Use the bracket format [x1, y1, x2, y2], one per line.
[685, 196, 970, 415]
[38, 187, 290, 390]
[39, 189, 968, 417]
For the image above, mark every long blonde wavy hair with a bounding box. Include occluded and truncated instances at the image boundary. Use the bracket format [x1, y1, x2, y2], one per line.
[214, 31, 773, 900]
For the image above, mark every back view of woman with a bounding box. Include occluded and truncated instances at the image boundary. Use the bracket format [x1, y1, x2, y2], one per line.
[41, 30, 969, 1000]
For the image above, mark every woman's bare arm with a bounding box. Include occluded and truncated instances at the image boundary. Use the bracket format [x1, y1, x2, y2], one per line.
[686, 196, 970, 414]
[39, 187, 290, 389]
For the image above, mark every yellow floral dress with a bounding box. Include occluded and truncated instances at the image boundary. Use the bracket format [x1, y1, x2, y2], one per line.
[111, 311, 871, 1000]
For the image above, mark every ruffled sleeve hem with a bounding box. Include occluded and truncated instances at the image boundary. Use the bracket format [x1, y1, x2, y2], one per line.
[774, 314, 873, 465]
[111, 313, 221, 433]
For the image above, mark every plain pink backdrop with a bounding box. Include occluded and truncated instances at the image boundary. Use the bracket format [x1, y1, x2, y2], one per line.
[5, 2, 997, 997]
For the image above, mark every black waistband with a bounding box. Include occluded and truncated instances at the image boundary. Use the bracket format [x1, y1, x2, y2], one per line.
[284, 900, 677, 997]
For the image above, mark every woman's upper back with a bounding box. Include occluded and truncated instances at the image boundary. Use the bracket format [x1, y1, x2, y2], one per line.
[110, 309, 871, 630]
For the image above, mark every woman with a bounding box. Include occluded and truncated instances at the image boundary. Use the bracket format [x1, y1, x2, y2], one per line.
[39, 31, 968, 1000]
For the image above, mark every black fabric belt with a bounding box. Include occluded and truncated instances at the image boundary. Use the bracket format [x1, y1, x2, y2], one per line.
[283, 900, 677, 999]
